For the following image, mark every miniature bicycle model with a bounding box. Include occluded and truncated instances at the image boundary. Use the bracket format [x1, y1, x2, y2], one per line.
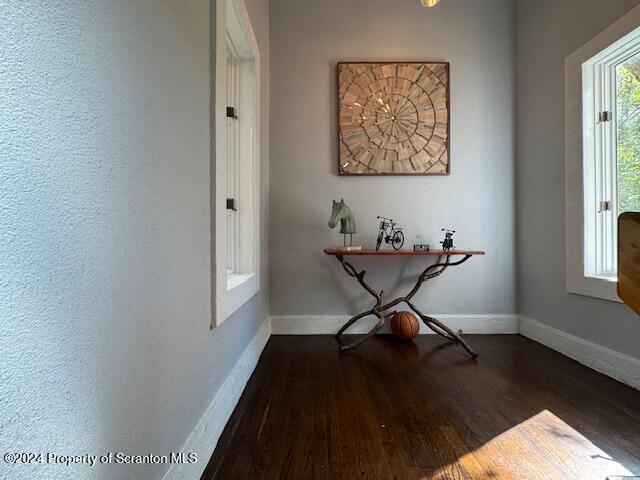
[376, 216, 405, 251]
[440, 229, 455, 251]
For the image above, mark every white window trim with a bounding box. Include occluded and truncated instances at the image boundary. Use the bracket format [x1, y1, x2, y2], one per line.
[212, 0, 261, 327]
[565, 4, 640, 302]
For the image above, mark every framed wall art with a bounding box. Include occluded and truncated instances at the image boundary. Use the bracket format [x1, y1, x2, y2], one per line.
[338, 62, 450, 175]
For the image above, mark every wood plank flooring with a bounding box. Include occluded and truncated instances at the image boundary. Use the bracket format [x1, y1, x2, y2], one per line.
[202, 335, 640, 480]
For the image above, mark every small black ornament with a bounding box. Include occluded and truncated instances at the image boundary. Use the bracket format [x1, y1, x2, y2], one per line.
[440, 229, 455, 251]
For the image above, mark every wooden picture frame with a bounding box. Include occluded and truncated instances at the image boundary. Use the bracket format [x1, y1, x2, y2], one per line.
[338, 62, 450, 176]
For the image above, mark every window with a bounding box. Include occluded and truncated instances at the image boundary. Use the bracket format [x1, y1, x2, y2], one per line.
[225, 18, 255, 277]
[212, 0, 260, 327]
[226, 43, 240, 276]
[566, 6, 640, 302]
[616, 57, 640, 214]
[582, 28, 640, 282]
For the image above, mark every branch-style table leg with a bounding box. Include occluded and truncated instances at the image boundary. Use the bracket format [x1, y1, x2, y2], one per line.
[404, 301, 478, 358]
[332, 254, 478, 358]
[335, 310, 386, 351]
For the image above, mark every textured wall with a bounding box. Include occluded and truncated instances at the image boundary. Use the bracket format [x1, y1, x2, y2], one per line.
[269, 0, 516, 316]
[516, 0, 640, 359]
[0, 1, 269, 479]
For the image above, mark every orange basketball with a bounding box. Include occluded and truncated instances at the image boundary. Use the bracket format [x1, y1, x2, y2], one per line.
[390, 311, 420, 340]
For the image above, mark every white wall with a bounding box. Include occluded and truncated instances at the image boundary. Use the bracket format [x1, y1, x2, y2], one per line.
[516, 0, 640, 360]
[0, 1, 269, 479]
[269, 0, 516, 317]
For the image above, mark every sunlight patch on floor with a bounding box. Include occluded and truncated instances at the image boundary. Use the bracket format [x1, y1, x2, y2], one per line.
[422, 410, 635, 480]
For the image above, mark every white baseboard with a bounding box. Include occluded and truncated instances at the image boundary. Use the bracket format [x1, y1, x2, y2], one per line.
[520, 315, 640, 390]
[162, 317, 271, 480]
[271, 314, 520, 335]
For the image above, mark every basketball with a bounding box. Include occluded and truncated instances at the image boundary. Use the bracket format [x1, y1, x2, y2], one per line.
[390, 311, 420, 340]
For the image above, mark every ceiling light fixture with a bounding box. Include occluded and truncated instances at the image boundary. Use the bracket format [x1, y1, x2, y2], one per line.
[421, 0, 440, 7]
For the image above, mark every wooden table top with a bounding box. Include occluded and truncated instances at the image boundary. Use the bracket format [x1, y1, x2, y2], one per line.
[324, 248, 485, 256]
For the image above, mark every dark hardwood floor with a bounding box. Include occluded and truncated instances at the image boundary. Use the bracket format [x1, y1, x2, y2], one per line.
[202, 335, 640, 480]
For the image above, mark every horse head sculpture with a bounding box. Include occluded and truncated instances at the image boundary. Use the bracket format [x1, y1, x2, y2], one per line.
[328, 199, 356, 235]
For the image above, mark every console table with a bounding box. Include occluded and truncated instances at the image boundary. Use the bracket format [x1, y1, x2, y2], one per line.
[324, 249, 485, 358]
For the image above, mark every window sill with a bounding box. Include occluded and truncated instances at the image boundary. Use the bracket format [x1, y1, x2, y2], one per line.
[227, 272, 254, 290]
[224, 272, 259, 319]
[567, 272, 622, 303]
